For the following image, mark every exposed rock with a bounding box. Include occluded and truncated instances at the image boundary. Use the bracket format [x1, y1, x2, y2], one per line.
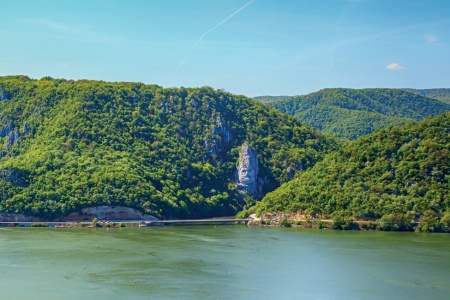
[0, 213, 41, 222]
[54, 206, 159, 221]
[204, 134, 221, 157]
[161, 99, 169, 112]
[6, 130, 19, 148]
[0, 206, 158, 222]
[0, 168, 20, 182]
[236, 143, 259, 196]
[23, 123, 30, 135]
[286, 162, 303, 179]
[1, 90, 7, 101]
[406, 180, 418, 188]
[211, 116, 232, 144]
[0, 122, 13, 138]
[1, 115, 8, 124]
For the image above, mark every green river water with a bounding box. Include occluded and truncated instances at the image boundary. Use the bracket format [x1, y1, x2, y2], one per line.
[1, 226, 449, 300]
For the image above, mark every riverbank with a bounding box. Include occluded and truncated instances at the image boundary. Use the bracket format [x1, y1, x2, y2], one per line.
[246, 213, 450, 233]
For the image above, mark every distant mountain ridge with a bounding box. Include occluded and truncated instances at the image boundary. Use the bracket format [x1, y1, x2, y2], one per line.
[252, 95, 294, 103]
[400, 88, 450, 104]
[256, 88, 450, 139]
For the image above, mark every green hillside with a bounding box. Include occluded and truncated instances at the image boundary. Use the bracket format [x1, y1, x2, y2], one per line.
[401, 88, 450, 104]
[253, 95, 293, 103]
[267, 88, 450, 140]
[0, 76, 337, 220]
[255, 113, 450, 231]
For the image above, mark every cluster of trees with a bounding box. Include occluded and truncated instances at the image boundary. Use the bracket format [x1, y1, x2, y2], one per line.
[0, 76, 337, 220]
[254, 113, 450, 232]
[263, 88, 450, 140]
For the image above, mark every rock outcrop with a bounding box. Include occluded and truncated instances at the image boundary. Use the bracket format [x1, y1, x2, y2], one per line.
[286, 162, 303, 179]
[0, 213, 41, 222]
[204, 134, 221, 157]
[23, 123, 30, 135]
[211, 116, 232, 144]
[204, 116, 232, 162]
[6, 130, 19, 148]
[0, 122, 13, 138]
[54, 206, 159, 221]
[236, 143, 259, 196]
[1, 90, 7, 101]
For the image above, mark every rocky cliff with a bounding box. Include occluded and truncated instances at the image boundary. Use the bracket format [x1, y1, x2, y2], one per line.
[236, 143, 259, 196]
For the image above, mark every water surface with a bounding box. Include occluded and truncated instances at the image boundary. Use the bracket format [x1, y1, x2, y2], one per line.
[1, 226, 449, 299]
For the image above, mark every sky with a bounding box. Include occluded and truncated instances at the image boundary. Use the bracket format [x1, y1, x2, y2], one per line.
[1, 0, 449, 97]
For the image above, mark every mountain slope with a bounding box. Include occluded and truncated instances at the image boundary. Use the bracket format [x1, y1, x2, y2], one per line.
[255, 112, 450, 226]
[266, 88, 450, 139]
[401, 88, 450, 104]
[0, 76, 337, 220]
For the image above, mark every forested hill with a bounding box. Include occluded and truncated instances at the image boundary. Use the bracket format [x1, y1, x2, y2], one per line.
[262, 88, 450, 140]
[252, 95, 293, 103]
[0, 76, 337, 220]
[401, 88, 450, 104]
[255, 112, 450, 231]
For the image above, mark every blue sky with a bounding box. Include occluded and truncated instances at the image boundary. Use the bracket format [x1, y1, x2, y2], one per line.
[1, 0, 449, 96]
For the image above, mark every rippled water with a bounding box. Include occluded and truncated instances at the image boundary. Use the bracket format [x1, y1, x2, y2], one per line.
[1, 226, 449, 299]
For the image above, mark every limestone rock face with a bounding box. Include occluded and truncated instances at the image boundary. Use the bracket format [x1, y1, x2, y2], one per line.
[204, 134, 221, 157]
[286, 162, 303, 179]
[55, 206, 159, 221]
[0, 213, 41, 222]
[0, 122, 13, 138]
[6, 130, 19, 148]
[236, 143, 259, 196]
[1, 90, 7, 101]
[23, 123, 30, 135]
[212, 116, 232, 144]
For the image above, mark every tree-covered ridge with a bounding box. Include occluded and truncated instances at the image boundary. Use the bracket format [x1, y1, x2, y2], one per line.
[401, 88, 450, 104]
[252, 95, 293, 103]
[0, 76, 337, 220]
[267, 88, 450, 140]
[255, 113, 450, 230]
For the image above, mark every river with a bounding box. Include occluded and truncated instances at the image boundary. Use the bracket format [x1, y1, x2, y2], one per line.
[1, 226, 449, 299]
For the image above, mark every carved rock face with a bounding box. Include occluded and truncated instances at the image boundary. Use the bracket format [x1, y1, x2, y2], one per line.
[237, 143, 259, 196]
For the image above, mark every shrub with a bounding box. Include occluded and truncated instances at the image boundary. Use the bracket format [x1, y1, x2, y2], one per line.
[417, 210, 441, 232]
[280, 218, 292, 227]
[236, 210, 250, 219]
[379, 214, 414, 231]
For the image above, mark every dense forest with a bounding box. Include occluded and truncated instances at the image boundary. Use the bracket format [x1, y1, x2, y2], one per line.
[252, 96, 293, 103]
[254, 113, 450, 232]
[261, 88, 450, 140]
[401, 88, 450, 104]
[0, 76, 337, 220]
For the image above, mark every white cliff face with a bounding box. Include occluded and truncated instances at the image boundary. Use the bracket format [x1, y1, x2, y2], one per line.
[237, 143, 259, 196]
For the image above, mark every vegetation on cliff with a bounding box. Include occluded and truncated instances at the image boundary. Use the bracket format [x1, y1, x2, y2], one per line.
[0, 76, 337, 220]
[254, 113, 450, 232]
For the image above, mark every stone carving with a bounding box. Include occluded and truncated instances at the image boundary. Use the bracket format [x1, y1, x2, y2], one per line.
[236, 143, 259, 196]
